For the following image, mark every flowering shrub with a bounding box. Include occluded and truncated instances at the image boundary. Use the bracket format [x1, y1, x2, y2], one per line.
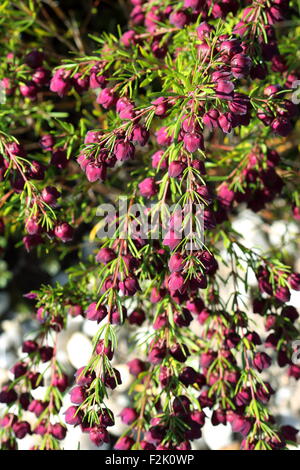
[1, 0, 300, 451]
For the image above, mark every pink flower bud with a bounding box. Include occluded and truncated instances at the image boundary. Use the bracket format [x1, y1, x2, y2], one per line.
[97, 87, 117, 109]
[25, 50, 44, 69]
[168, 160, 186, 178]
[168, 253, 184, 272]
[54, 222, 74, 242]
[138, 177, 157, 198]
[86, 302, 108, 323]
[50, 69, 72, 97]
[64, 406, 83, 426]
[168, 272, 185, 291]
[183, 132, 204, 152]
[114, 140, 135, 161]
[85, 162, 107, 182]
[253, 352, 272, 372]
[114, 436, 135, 450]
[41, 186, 60, 206]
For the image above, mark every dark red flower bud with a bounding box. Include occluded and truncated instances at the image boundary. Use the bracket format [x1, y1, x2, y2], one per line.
[130, 124, 149, 146]
[196, 22, 214, 40]
[212, 409, 227, 426]
[51, 148, 68, 169]
[168, 253, 185, 272]
[20, 80, 38, 99]
[39, 346, 54, 362]
[103, 368, 122, 389]
[281, 305, 299, 322]
[95, 339, 114, 359]
[32, 67, 50, 86]
[12, 421, 31, 439]
[128, 309, 145, 326]
[0, 414, 17, 428]
[22, 340, 38, 354]
[120, 407, 138, 425]
[235, 387, 251, 406]
[289, 273, 300, 291]
[28, 399, 48, 417]
[41, 186, 60, 206]
[203, 108, 219, 130]
[173, 395, 191, 414]
[0, 386, 18, 404]
[121, 30, 136, 47]
[11, 362, 27, 378]
[253, 352, 272, 372]
[200, 351, 216, 368]
[230, 53, 252, 78]
[179, 366, 205, 387]
[170, 342, 190, 362]
[271, 117, 292, 137]
[280, 425, 298, 443]
[99, 409, 115, 427]
[153, 312, 168, 330]
[256, 382, 275, 404]
[51, 372, 69, 392]
[19, 392, 30, 410]
[288, 364, 300, 380]
[119, 276, 140, 295]
[148, 340, 167, 364]
[50, 423, 67, 440]
[25, 50, 44, 69]
[151, 150, 167, 170]
[168, 272, 185, 291]
[89, 66, 107, 89]
[28, 371, 44, 389]
[275, 285, 291, 303]
[89, 426, 109, 447]
[114, 140, 135, 161]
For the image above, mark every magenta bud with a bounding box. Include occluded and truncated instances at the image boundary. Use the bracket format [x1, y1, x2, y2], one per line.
[168, 272, 185, 291]
[64, 406, 83, 426]
[253, 352, 272, 372]
[86, 302, 108, 323]
[114, 140, 135, 161]
[54, 222, 74, 242]
[138, 177, 157, 198]
[120, 407, 138, 425]
[168, 160, 186, 178]
[114, 436, 135, 450]
[41, 186, 60, 206]
[97, 87, 117, 109]
[183, 132, 204, 153]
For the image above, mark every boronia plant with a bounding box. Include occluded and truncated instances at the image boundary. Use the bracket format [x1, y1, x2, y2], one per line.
[1, 0, 300, 451]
